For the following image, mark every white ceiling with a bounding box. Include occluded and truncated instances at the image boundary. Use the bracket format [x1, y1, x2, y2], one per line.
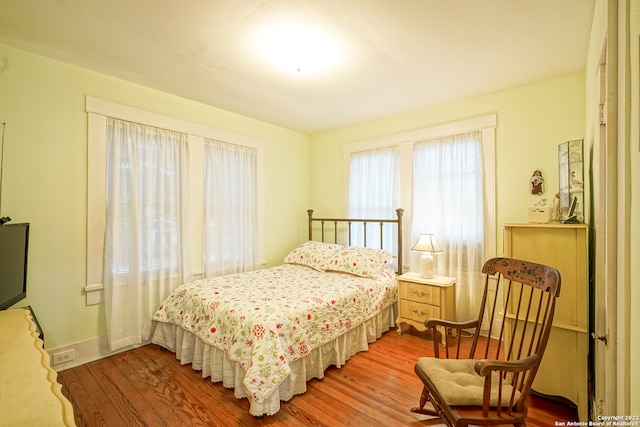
[0, 0, 595, 133]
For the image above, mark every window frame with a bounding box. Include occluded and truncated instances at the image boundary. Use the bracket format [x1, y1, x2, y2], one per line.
[85, 96, 266, 305]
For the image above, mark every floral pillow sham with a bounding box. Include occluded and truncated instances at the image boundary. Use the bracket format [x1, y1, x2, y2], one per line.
[283, 240, 342, 271]
[325, 246, 394, 279]
[283, 241, 394, 278]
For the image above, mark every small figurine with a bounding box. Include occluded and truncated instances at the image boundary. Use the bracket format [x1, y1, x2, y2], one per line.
[530, 169, 544, 195]
[551, 193, 560, 221]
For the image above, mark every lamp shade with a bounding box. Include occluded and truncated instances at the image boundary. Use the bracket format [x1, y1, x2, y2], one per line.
[411, 234, 443, 253]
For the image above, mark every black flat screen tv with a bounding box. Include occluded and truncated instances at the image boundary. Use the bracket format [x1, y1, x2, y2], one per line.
[0, 223, 30, 310]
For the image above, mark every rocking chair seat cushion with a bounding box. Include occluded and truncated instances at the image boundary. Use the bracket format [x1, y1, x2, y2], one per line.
[417, 357, 521, 407]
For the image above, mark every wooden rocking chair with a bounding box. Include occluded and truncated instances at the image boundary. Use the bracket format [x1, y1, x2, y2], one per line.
[412, 257, 561, 427]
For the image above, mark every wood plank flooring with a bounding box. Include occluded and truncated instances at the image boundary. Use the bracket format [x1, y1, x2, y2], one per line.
[57, 330, 579, 427]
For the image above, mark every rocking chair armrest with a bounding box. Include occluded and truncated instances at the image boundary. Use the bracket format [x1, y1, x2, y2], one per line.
[424, 318, 479, 330]
[474, 354, 539, 376]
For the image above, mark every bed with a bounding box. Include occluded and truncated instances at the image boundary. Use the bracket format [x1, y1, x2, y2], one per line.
[151, 209, 404, 416]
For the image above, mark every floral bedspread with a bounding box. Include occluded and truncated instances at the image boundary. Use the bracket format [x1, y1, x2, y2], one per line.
[153, 264, 397, 403]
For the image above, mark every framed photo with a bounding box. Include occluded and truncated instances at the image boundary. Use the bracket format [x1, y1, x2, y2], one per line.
[558, 139, 584, 222]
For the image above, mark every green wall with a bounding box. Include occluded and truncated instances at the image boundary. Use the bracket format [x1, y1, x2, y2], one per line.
[0, 44, 310, 349]
[309, 71, 586, 252]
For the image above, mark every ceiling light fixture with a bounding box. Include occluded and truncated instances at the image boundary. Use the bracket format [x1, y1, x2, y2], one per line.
[258, 22, 338, 76]
[276, 43, 318, 75]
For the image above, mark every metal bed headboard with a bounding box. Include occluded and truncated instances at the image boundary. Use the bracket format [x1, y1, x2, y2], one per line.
[307, 208, 404, 274]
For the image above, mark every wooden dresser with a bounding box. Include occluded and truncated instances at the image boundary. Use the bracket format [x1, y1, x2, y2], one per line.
[0, 308, 76, 426]
[503, 223, 588, 420]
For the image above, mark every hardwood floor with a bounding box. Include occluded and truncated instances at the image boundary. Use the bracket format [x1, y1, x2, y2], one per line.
[57, 330, 578, 427]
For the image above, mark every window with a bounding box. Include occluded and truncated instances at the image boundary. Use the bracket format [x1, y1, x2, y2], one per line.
[105, 118, 190, 278]
[86, 97, 265, 351]
[344, 115, 496, 319]
[412, 132, 485, 319]
[203, 139, 258, 276]
[347, 146, 400, 253]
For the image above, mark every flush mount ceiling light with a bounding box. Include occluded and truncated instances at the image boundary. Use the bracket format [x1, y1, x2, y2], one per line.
[258, 22, 338, 76]
[275, 43, 319, 75]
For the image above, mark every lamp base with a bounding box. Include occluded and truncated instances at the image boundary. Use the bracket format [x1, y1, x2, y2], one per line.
[420, 253, 434, 279]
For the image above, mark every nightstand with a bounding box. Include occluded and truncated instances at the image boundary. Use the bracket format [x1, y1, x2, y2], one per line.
[396, 271, 457, 345]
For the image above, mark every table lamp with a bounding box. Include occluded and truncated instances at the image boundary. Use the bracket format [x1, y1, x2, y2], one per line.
[411, 234, 443, 279]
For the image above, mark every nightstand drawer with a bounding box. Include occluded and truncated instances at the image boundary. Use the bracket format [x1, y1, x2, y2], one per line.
[401, 281, 441, 305]
[404, 300, 441, 322]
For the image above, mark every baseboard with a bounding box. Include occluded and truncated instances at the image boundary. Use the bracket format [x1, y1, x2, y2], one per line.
[47, 335, 146, 371]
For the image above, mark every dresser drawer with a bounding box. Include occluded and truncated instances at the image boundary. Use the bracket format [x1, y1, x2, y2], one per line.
[400, 281, 441, 305]
[403, 300, 441, 323]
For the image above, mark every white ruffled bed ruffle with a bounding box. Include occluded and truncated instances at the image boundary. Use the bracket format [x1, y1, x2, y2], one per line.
[151, 303, 397, 417]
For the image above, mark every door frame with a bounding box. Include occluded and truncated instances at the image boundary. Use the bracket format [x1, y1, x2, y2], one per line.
[592, 35, 619, 418]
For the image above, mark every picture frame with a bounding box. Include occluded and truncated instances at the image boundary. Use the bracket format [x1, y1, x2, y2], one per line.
[558, 139, 584, 223]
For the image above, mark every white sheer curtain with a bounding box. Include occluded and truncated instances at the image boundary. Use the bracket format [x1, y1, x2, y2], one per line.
[203, 139, 258, 277]
[411, 131, 484, 320]
[103, 118, 191, 351]
[347, 146, 400, 255]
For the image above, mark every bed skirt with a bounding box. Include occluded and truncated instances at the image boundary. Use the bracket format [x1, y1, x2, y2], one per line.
[151, 302, 398, 416]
